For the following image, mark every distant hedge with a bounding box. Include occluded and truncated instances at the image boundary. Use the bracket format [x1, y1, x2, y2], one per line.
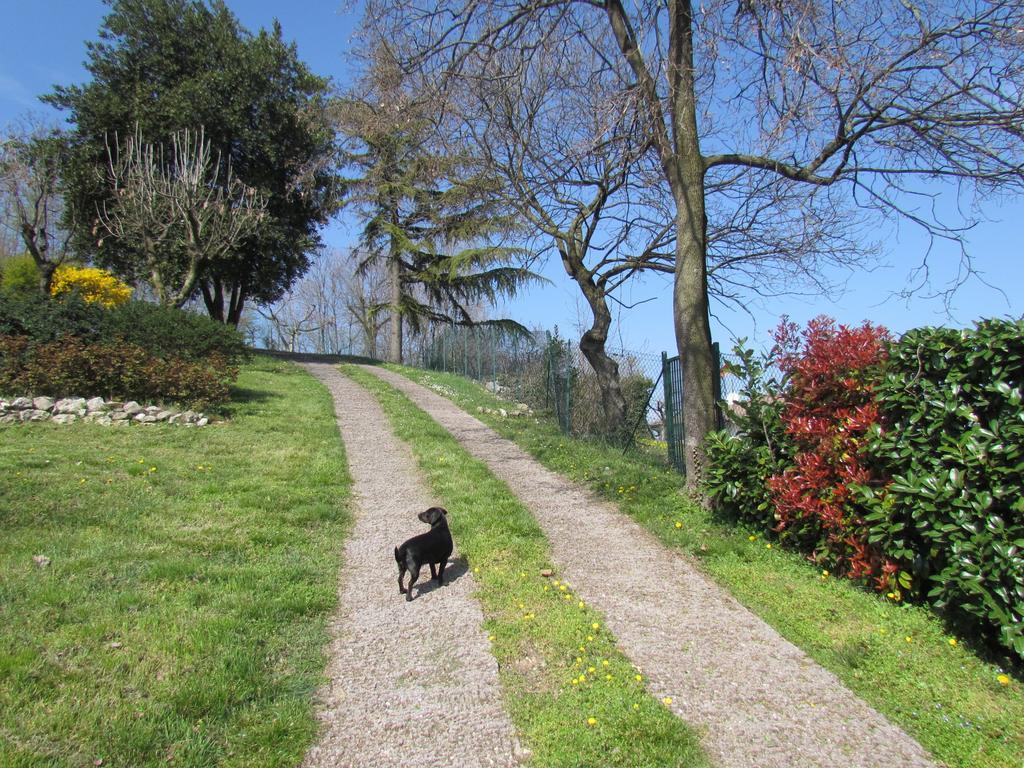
[0, 293, 244, 408]
[706, 317, 1024, 663]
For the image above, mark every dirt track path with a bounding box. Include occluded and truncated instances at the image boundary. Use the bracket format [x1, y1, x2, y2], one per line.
[299, 363, 523, 768]
[364, 365, 938, 768]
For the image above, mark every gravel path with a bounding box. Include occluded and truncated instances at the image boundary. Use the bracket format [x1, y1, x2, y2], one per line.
[299, 363, 523, 768]
[364, 365, 939, 768]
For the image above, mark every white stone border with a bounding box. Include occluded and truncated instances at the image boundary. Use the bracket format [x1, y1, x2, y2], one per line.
[0, 396, 209, 426]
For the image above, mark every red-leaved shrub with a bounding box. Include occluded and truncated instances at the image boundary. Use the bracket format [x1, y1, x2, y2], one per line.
[767, 316, 897, 589]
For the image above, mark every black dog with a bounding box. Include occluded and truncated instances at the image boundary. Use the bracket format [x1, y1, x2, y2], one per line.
[394, 506, 453, 601]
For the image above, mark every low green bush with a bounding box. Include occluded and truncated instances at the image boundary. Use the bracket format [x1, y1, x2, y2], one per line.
[0, 291, 245, 362]
[104, 300, 246, 362]
[704, 343, 788, 531]
[0, 290, 106, 340]
[858, 319, 1024, 659]
[0, 334, 235, 408]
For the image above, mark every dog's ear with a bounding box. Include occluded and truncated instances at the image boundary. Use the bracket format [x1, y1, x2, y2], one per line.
[439, 507, 448, 516]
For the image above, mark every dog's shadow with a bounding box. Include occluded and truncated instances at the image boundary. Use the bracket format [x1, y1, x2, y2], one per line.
[409, 556, 470, 598]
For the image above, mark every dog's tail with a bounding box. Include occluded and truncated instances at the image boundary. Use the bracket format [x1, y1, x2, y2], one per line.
[394, 546, 401, 564]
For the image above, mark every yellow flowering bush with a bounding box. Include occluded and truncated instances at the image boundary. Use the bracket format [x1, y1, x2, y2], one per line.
[50, 265, 132, 307]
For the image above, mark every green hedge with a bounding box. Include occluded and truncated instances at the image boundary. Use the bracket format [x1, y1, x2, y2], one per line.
[858, 320, 1024, 658]
[705, 318, 1024, 663]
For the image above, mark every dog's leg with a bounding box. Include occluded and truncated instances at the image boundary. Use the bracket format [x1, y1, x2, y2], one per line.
[398, 565, 406, 594]
[429, 562, 438, 581]
[436, 559, 447, 585]
[405, 564, 421, 601]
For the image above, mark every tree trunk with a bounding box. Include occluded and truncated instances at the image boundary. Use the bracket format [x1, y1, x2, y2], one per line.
[227, 281, 246, 327]
[388, 237, 403, 364]
[201, 279, 226, 322]
[570, 256, 629, 437]
[36, 262, 56, 296]
[668, 0, 716, 491]
[579, 329, 629, 439]
[673, 198, 716, 491]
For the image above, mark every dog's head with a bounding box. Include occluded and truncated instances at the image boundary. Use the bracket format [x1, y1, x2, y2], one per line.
[418, 506, 448, 527]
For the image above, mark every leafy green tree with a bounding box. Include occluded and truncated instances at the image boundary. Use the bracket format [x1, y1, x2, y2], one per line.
[46, 0, 339, 324]
[337, 52, 538, 363]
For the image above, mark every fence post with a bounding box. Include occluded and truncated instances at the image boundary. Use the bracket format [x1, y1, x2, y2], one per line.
[712, 341, 723, 431]
[565, 360, 572, 434]
[544, 341, 551, 411]
[662, 352, 674, 463]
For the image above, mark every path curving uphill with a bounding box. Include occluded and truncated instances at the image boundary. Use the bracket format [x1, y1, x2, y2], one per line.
[300, 362, 523, 768]
[364, 365, 938, 768]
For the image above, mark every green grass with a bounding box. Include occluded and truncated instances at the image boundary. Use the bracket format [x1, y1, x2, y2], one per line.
[390, 363, 1024, 768]
[344, 365, 709, 768]
[0, 355, 351, 768]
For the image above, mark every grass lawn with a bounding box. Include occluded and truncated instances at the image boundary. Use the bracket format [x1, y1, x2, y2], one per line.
[0, 355, 351, 768]
[391, 363, 1024, 768]
[346, 365, 709, 768]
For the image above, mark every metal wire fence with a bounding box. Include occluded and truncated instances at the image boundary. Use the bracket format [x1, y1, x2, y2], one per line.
[417, 324, 664, 446]
[254, 310, 758, 468]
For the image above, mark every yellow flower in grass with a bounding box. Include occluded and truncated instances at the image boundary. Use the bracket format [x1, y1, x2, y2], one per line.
[587, 717, 597, 726]
[675, 521, 682, 529]
[948, 638, 957, 647]
[997, 674, 1010, 686]
[635, 674, 643, 682]
[663, 697, 673, 705]
[592, 622, 600, 630]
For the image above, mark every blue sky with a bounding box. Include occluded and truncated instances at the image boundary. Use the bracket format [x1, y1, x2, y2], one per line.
[2, 1, 1021, 356]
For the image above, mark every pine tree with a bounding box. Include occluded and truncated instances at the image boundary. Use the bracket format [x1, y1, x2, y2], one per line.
[337, 52, 537, 363]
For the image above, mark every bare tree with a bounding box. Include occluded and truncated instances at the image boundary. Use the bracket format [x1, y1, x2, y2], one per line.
[96, 126, 266, 308]
[0, 122, 75, 293]
[447, 30, 675, 435]
[256, 247, 392, 357]
[364, 0, 1024, 487]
